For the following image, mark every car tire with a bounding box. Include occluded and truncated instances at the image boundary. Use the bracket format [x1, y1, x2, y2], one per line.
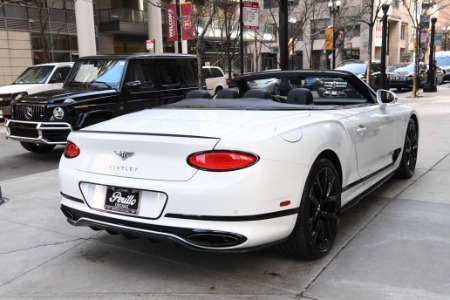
[395, 118, 418, 179]
[19, 142, 56, 153]
[280, 157, 341, 259]
[214, 86, 223, 96]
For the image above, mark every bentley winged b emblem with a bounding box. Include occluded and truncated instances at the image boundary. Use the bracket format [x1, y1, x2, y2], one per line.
[114, 151, 135, 161]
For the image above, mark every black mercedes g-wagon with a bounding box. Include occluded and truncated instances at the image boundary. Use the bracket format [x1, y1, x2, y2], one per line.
[5, 53, 199, 153]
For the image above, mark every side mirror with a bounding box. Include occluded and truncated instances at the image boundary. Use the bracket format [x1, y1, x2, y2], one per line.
[125, 80, 142, 90]
[376, 89, 398, 109]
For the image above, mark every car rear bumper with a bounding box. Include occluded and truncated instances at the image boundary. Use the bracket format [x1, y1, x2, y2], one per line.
[389, 80, 413, 89]
[60, 202, 297, 252]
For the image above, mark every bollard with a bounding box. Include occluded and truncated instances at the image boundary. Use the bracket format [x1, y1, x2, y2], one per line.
[0, 185, 6, 205]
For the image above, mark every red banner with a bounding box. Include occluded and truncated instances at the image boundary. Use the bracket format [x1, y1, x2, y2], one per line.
[166, 4, 177, 42]
[180, 2, 193, 41]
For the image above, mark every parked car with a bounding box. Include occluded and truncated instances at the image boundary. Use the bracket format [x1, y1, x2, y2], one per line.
[388, 62, 428, 91]
[59, 69, 418, 260]
[248, 77, 281, 94]
[5, 54, 199, 153]
[0, 62, 73, 118]
[334, 60, 386, 90]
[202, 66, 228, 96]
[435, 65, 444, 85]
[301, 77, 323, 90]
[435, 51, 450, 82]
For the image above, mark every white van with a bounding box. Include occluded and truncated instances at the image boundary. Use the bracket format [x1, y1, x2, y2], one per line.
[202, 66, 228, 96]
[0, 62, 73, 118]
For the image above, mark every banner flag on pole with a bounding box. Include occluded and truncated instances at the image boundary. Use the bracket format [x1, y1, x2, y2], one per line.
[181, 2, 193, 41]
[166, 4, 178, 42]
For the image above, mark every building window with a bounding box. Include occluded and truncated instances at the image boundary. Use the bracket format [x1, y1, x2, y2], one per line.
[401, 23, 407, 40]
[5, 5, 28, 19]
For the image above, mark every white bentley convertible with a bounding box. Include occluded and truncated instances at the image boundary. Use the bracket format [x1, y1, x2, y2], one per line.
[59, 70, 418, 259]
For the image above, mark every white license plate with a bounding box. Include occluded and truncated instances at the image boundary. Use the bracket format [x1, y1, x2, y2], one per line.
[104, 186, 141, 215]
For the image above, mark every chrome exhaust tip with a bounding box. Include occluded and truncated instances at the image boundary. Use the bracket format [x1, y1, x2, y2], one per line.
[186, 230, 246, 247]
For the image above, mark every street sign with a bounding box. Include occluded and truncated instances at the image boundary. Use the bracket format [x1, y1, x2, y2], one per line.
[435, 33, 442, 46]
[146, 39, 155, 51]
[325, 27, 333, 50]
[243, 1, 259, 30]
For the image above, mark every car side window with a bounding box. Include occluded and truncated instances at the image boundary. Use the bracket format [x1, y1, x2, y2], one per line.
[202, 68, 212, 79]
[57, 67, 72, 81]
[125, 61, 155, 89]
[211, 68, 223, 78]
[311, 76, 367, 105]
[158, 60, 180, 86]
[180, 60, 198, 86]
[49, 66, 71, 83]
[126, 61, 145, 83]
[140, 62, 156, 88]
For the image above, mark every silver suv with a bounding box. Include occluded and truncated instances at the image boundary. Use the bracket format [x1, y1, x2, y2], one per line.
[202, 66, 228, 96]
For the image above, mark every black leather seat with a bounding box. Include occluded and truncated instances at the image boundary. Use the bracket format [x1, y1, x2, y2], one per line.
[243, 89, 272, 99]
[185, 90, 212, 99]
[286, 88, 314, 104]
[215, 88, 240, 99]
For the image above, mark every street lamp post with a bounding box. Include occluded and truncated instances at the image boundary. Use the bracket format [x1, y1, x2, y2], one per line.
[289, 17, 297, 69]
[279, 0, 289, 70]
[380, 3, 390, 90]
[424, 17, 438, 92]
[328, 0, 341, 69]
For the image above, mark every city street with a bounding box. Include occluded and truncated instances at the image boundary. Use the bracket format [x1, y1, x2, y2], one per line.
[1, 86, 450, 299]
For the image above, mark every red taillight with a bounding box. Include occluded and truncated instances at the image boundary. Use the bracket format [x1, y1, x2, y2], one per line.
[64, 141, 80, 158]
[188, 151, 258, 171]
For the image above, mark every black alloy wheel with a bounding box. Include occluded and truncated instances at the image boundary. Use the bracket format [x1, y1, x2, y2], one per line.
[396, 118, 418, 179]
[280, 157, 341, 259]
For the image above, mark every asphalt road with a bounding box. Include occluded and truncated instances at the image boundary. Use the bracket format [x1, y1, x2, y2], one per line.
[1, 87, 450, 299]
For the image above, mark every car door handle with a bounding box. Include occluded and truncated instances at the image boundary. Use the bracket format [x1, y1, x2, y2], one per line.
[356, 125, 366, 135]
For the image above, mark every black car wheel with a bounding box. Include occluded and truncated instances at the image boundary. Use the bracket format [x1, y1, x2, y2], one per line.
[280, 157, 341, 259]
[20, 142, 56, 153]
[396, 118, 418, 179]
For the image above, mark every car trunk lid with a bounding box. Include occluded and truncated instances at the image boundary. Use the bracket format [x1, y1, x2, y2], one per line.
[69, 131, 219, 181]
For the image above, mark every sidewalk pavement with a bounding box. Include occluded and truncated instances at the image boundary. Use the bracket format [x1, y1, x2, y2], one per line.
[1, 86, 450, 299]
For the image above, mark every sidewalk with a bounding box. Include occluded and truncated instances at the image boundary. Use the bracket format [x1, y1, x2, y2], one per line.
[0, 85, 450, 299]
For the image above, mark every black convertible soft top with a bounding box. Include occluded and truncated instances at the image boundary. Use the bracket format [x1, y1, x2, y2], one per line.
[160, 69, 378, 110]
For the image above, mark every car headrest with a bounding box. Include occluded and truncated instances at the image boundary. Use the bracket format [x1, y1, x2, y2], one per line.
[286, 88, 314, 105]
[216, 88, 240, 99]
[185, 90, 212, 99]
[243, 89, 272, 99]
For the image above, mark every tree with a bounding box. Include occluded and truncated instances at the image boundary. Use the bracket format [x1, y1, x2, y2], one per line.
[215, 0, 240, 79]
[400, 0, 450, 97]
[350, 0, 388, 87]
